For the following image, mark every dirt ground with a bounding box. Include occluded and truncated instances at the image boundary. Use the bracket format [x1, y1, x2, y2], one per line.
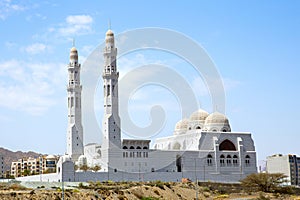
[1, 182, 300, 200]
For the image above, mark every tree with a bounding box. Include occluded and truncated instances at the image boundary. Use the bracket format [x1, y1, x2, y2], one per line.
[91, 165, 101, 172]
[79, 164, 88, 171]
[22, 169, 31, 176]
[241, 173, 288, 192]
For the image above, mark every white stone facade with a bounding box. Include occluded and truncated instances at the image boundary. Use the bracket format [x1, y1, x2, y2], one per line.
[266, 154, 300, 186]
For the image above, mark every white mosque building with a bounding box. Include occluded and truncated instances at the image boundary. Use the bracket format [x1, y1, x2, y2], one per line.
[17, 28, 257, 183]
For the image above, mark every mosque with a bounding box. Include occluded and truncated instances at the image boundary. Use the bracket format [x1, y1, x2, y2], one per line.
[17, 28, 257, 183]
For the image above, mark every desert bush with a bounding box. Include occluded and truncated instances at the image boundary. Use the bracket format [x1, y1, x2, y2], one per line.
[214, 194, 229, 199]
[141, 197, 159, 200]
[256, 192, 270, 200]
[274, 185, 295, 194]
[9, 183, 28, 190]
[241, 173, 288, 193]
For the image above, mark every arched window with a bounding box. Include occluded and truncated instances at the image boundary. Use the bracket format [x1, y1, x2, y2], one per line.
[129, 146, 134, 149]
[136, 146, 141, 149]
[219, 139, 236, 151]
[112, 85, 115, 96]
[123, 146, 128, 149]
[245, 155, 250, 167]
[143, 146, 148, 149]
[220, 155, 225, 167]
[226, 155, 232, 166]
[222, 129, 227, 132]
[107, 85, 110, 96]
[196, 126, 201, 130]
[207, 154, 213, 166]
[172, 142, 181, 150]
[233, 155, 238, 166]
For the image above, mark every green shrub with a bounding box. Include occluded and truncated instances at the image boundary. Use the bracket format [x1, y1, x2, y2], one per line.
[241, 173, 288, 193]
[141, 197, 159, 200]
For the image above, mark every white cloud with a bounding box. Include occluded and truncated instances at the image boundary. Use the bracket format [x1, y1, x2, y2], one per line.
[66, 15, 93, 24]
[0, 0, 26, 20]
[24, 43, 47, 54]
[58, 15, 94, 36]
[5, 41, 17, 49]
[0, 60, 66, 115]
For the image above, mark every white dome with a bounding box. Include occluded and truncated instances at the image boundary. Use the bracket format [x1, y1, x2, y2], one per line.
[175, 119, 189, 131]
[204, 111, 231, 132]
[205, 112, 229, 124]
[70, 46, 78, 52]
[106, 29, 114, 36]
[190, 109, 209, 121]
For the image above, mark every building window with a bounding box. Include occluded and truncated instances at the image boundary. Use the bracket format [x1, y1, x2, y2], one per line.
[207, 154, 213, 166]
[219, 139, 236, 151]
[143, 146, 148, 149]
[220, 155, 225, 167]
[123, 146, 128, 149]
[107, 85, 110, 96]
[136, 146, 141, 149]
[226, 155, 232, 166]
[233, 155, 238, 166]
[245, 155, 250, 167]
[71, 97, 74, 107]
[130, 146, 135, 149]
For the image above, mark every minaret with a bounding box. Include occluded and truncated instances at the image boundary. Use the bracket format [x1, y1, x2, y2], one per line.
[101, 29, 121, 170]
[67, 46, 84, 161]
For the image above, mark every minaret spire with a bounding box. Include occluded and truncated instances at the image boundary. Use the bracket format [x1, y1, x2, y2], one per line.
[101, 28, 121, 171]
[66, 46, 84, 161]
[108, 19, 111, 30]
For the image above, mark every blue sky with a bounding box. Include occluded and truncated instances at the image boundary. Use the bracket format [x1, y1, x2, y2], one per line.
[0, 0, 299, 161]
